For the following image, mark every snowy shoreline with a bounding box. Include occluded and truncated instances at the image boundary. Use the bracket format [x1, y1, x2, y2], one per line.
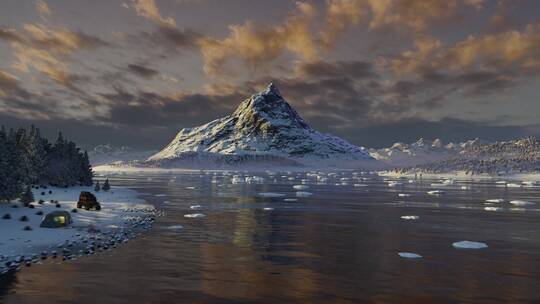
[0, 185, 159, 274]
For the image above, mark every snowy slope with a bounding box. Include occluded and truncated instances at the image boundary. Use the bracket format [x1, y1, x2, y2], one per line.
[89, 144, 157, 166]
[147, 83, 374, 168]
[408, 137, 540, 175]
[368, 138, 484, 167]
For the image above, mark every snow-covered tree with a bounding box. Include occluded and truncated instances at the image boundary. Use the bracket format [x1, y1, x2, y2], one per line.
[20, 185, 34, 204]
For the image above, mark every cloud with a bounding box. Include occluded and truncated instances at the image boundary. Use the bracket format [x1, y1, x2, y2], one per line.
[100, 85, 244, 127]
[320, 0, 366, 48]
[368, 0, 485, 32]
[198, 1, 318, 75]
[133, 0, 176, 27]
[127, 63, 159, 78]
[0, 28, 24, 43]
[35, 0, 52, 19]
[2, 24, 109, 88]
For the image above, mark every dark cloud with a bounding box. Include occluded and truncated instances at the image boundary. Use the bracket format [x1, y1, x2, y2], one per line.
[127, 64, 159, 78]
[131, 26, 201, 54]
[100, 86, 244, 128]
[0, 28, 24, 43]
[296, 60, 375, 80]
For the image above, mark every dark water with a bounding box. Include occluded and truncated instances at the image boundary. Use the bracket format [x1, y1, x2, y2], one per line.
[1, 171, 540, 304]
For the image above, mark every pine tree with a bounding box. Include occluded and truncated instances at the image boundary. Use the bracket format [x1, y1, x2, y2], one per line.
[20, 185, 34, 204]
[80, 150, 93, 186]
[94, 181, 101, 192]
[1, 128, 25, 202]
[102, 178, 110, 191]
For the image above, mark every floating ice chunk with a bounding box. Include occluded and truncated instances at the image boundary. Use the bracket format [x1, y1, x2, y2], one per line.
[398, 193, 411, 197]
[430, 183, 447, 187]
[509, 200, 535, 206]
[400, 215, 419, 220]
[284, 198, 298, 202]
[163, 200, 171, 204]
[155, 194, 167, 197]
[186, 186, 196, 189]
[484, 207, 502, 212]
[190, 205, 203, 210]
[486, 199, 504, 203]
[231, 177, 245, 184]
[427, 190, 445, 195]
[258, 192, 286, 197]
[263, 207, 274, 211]
[184, 213, 205, 218]
[461, 186, 471, 190]
[293, 185, 310, 190]
[388, 182, 403, 187]
[452, 241, 488, 249]
[246, 176, 265, 184]
[495, 181, 507, 184]
[295, 191, 313, 197]
[506, 183, 522, 188]
[443, 179, 455, 185]
[164, 225, 184, 230]
[354, 184, 368, 187]
[398, 252, 422, 259]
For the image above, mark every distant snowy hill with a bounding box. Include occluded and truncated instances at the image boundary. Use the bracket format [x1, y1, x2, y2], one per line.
[88, 144, 156, 166]
[135, 83, 375, 169]
[368, 138, 484, 167]
[400, 137, 540, 175]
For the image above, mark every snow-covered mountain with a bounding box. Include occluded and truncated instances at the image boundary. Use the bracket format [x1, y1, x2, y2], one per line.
[369, 138, 485, 167]
[400, 137, 540, 175]
[144, 83, 375, 168]
[89, 144, 156, 166]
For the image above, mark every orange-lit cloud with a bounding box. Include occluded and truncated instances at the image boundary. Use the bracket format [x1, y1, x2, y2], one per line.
[133, 0, 176, 27]
[199, 1, 318, 76]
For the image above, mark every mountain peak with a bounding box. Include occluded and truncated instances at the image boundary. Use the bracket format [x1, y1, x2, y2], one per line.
[263, 82, 281, 97]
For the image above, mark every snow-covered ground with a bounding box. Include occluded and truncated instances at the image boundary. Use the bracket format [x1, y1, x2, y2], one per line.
[0, 185, 157, 273]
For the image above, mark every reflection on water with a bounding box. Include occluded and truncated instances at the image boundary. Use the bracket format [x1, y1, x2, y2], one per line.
[2, 171, 540, 303]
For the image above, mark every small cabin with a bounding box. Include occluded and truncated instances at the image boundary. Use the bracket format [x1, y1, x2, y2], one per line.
[40, 211, 72, 228]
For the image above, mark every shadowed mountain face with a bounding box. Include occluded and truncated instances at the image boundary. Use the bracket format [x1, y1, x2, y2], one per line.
[149, 83, 373, 165]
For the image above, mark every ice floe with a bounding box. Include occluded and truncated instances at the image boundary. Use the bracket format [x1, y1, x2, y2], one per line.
[164, 225, 184, 230]
[452, 241, 488, 249]
[398, 193, 411, 197]
[485, 199, 504, 203]
[509, 200, 535, 206]
[295, 191, 313, 197]
[398, 252, 422, 259]
[400, 215, 419, 220]
[190, 205, 203, 210]
[258, 192, 286, 198]
[292, 185, 310, 190]
[427, 190, 445, 195]
[284, 198, 298, 202]
[184, 213, 206, 218]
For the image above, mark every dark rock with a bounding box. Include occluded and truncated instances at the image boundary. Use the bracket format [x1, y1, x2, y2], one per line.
[77, 191, 101, 211]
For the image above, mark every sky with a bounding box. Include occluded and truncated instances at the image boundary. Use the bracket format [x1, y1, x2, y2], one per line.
[0, 0, 539, 150]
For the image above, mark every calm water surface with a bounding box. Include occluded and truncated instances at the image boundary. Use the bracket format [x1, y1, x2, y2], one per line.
[1, 171, 540, 303]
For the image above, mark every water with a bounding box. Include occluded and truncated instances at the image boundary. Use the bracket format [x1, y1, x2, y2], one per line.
[1, 171, 540, 303]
